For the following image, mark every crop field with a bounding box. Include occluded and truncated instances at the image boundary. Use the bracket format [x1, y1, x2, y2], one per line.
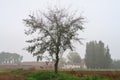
[0, 69, 120, 80]
[63, 69, 120, 80]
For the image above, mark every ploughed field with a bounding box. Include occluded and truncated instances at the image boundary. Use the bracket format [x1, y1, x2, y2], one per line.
[0, 69, 120, 80]
[64, 70, 120, 79]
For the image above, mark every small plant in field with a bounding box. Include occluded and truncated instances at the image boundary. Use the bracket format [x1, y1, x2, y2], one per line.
[27, 77, 36, 80]
[28, 67, 36, 71]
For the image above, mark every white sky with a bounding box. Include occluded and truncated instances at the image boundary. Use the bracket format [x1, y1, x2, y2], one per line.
[0, 0, 120, 61]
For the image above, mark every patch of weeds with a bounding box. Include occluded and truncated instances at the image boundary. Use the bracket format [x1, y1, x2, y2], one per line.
[11, 68, 33, 77]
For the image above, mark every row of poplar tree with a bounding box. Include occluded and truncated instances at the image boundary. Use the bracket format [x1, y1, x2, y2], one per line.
[0, 52, 23, 64]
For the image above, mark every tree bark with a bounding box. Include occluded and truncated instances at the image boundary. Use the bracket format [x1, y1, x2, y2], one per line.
[54, 53, 59, 74]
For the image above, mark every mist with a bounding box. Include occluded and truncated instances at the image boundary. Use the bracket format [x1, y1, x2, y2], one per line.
[0, 0, 120, 61]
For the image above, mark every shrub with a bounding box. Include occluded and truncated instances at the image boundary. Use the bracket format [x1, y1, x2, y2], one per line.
[28, 67, 36, 71]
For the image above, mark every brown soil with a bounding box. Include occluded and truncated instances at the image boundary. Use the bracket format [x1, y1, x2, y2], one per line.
[0, 72, 25, 80]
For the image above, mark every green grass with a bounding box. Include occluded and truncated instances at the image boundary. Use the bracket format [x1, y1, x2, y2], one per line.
[26, 71, 111, 80]
[26, 71, 81, 80]
[80, 76, 111, 80]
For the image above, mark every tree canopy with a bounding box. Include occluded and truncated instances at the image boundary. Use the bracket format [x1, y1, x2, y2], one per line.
[23, 7, 85, 73]
[67, 51, 81, 64]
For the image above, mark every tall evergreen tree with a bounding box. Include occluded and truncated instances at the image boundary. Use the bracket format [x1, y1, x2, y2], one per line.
[104, 46, 112, 68]
[85, 41, 112, 69]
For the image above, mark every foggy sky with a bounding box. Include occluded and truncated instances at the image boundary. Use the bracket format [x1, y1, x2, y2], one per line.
[0, 0, 120, 61]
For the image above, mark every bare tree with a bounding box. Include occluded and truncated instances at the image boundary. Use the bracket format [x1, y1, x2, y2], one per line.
[23, 7, 84, 73]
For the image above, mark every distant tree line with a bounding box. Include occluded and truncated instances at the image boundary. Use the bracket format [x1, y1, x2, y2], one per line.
[59, 40, 120, 69]
[0, 52, 23, 64]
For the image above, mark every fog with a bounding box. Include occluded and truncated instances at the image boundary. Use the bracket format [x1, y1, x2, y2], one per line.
[0, 0, 120, 61]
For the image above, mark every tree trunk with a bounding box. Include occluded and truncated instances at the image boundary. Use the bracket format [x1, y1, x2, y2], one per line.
[54, 53, 59, 74]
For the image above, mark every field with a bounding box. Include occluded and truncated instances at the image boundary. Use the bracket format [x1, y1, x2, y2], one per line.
[64, 69, 120, 80]
[0, 69, 120, 80]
